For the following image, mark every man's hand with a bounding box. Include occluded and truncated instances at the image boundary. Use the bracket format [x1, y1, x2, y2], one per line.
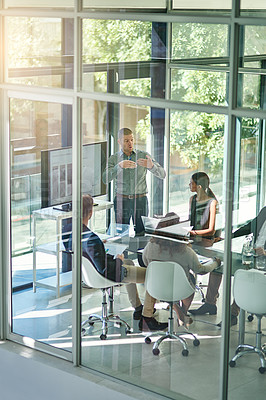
[119, 160, 137, 169]
[137, 155, 154, 169]
[116, 254, 125, 261]
[254, 247, 266, 256]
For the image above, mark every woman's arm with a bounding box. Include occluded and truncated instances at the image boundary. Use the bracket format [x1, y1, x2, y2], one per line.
[190, 199, 217, 236]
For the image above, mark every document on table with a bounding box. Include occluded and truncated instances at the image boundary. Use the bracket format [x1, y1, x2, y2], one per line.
[104, 242, 128, 257]
[157, 221, 193, 237]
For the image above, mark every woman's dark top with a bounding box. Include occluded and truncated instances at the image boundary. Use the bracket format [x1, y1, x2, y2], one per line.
[190, 194, 216, 239]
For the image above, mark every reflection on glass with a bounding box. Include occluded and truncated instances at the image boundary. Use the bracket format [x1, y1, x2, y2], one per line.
[7, 17, 74, 88]
[242, 74, 260, 109]
[237, 117, 260, 221]
[237, 25, 266, 109]
[241, 0, 266, 15]
[172, 0, 231, 9]
[172, 23, 228, 60]
[169, 110, 225, 218]
[83, 0, 166, 8]
[244, 26, 266, 57]
[171, 70, 227, 105]
[6, 0, 74, 7]
[82, 19, 159, 96]
[10, 98, 73, 352]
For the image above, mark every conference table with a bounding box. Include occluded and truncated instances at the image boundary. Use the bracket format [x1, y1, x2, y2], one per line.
[110, 223, 256, 346]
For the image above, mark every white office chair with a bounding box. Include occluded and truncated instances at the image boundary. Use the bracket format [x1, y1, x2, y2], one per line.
[229, 268, 266, 374]
[81, 256, 131, 340]
[144, 261, 200, 356]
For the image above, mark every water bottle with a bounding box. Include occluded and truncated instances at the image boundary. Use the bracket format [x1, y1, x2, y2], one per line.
[241, 234, 254, 266]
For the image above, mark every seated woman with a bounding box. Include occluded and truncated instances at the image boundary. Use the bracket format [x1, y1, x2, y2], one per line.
[139, 213, 221, 331]
[189, 171, 219, 245]
[188, 171, 222, 316]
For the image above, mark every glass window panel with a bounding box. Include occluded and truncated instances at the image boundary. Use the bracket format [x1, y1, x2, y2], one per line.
[171, 69, 227, 106]
[238, 25, 266, 109]
[172, 0, 231, 10]
[171, 23, 228, 60]
[82, 19, 166, 99]
[241, 0, 266, 15]
[169, 110, 225, 219]
[244, 26, 266, 57]
[241, 73, 261, 109]
[83, 0, 166, 8]
[237, 117, 262, 221]
[5, 0, 74, 7]
[7, 17, 74, 89]
[10, 97, 73, 353]
[228, 118, 266, 399]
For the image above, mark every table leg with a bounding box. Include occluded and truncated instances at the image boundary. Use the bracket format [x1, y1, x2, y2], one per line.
[238, 308, 245, 345]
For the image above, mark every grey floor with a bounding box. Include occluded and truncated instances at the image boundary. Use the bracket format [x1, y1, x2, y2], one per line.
[12, 254, 266, 400]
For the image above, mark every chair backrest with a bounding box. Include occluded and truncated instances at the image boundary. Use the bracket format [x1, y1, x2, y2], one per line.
[82, 256, 116, 289]
[233, 268, 266, 315]
[145, 261, 195, 302]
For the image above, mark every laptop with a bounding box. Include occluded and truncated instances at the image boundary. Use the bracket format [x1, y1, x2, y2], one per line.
[142, 216, 192, 243]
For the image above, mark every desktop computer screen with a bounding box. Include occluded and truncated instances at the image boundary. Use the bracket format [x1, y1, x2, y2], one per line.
[41, 141, 107, 208]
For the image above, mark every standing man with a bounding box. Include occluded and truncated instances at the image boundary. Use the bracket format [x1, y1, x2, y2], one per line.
[103, 128, 166, 234]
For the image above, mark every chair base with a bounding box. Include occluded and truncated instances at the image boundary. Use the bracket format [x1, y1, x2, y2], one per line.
[144, 312, 200, 356]
[229, 315, 266, 374]
[82, 287, 131, 340]
[230, 344, 266, 373]
[82, 313, 131, 340]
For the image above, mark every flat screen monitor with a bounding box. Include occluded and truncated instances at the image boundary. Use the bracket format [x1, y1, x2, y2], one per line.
[41, 141, 107, 208]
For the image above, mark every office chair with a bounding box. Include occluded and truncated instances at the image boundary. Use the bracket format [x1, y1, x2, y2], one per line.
[229, 269, 266, 374]
[144, 261, 200, 356]
[81, 256, 131, 340]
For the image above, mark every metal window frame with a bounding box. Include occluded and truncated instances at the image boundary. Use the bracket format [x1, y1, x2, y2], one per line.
[0, 1, 266, 399]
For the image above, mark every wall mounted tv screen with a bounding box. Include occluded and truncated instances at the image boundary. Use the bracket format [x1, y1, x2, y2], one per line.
[41, 141, 107, 208]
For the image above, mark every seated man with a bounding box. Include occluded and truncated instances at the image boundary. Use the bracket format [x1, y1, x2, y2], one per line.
[69, 194, 167, 330]
[189, 206, 266, 326]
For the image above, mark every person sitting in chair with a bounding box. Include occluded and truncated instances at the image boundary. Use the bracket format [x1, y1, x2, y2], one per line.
[139, 212, 221, 331]
[190, 206, 266, 327]
[68, 194, 168, 330]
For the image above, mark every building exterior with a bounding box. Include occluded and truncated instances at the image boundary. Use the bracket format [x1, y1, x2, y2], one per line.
[0, 2, 265, 400]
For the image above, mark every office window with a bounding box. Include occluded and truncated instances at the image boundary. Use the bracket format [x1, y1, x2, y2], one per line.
[171, 23, 228, 60]
[82, 0, 166, 8]
[241, 0, 266, 15]
[10, 97, 73, 354]
[172, 0, 232, 11]
[171, 69, 227, 105]
[169, 110, 225, 218]
[238, 25, 266, 109]
[82, 19, 166, 100]
[7, 17, 74, 89]
[5, 0, 74, 7]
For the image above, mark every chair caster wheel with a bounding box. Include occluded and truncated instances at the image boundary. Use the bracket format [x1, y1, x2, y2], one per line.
[259, 367, 266, 374]
[145, 337, 152, 344]
[153, 348, 160, 355]
[193, 339, 200, 346]
[182, 349, 189, 357]
[125, 329, 131, 335]
[229, 360, 236, 368]
[81, 328, 86, 336]
[100, 334, 107, 340]
[202, 298, 206, 303]
[89, 321, 94, 326]
[247, 314, 254, 322]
